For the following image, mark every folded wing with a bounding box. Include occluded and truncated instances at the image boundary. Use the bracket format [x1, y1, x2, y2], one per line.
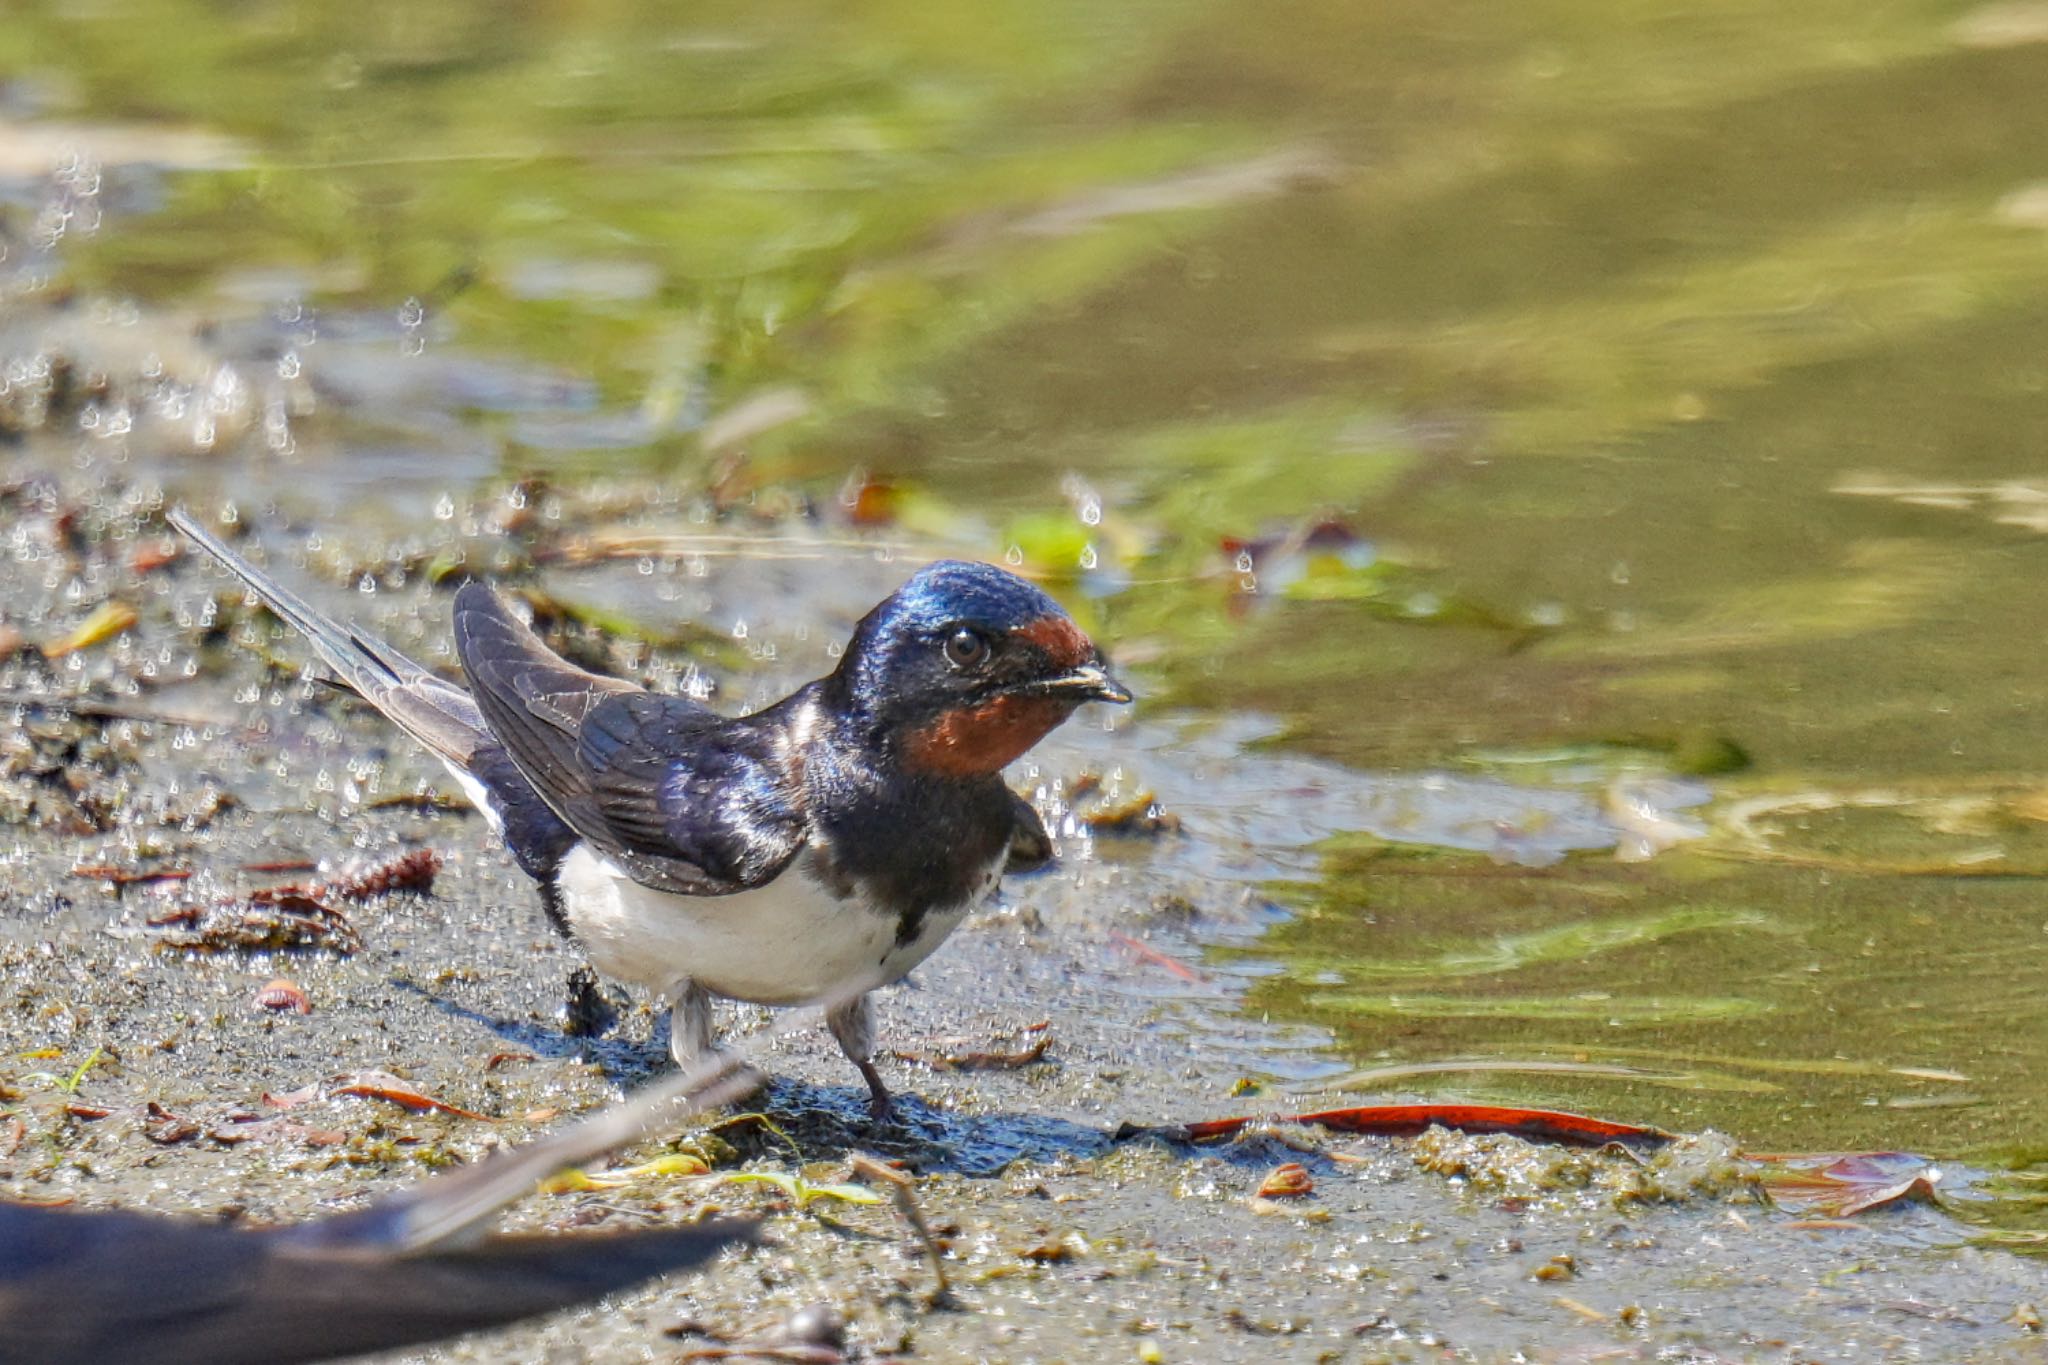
[451, 583, 806, 894]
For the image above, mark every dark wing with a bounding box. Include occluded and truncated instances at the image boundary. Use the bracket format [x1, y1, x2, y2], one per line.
[452, 582, 805, 894]
[1004, 790, 1053, 874]
[578, 691, 808, 889]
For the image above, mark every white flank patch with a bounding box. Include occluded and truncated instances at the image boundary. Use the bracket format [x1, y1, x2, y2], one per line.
[443, 763, 504, 834]
[555, 844, 990, 1005]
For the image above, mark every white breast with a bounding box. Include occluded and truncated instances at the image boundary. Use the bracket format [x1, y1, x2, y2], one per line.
[554, 843, 994, 1006]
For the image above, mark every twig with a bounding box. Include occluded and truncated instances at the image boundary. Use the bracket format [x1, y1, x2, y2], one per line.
[850, 1153, 952, 1309]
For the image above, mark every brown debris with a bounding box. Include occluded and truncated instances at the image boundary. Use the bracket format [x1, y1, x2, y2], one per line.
[148, 848, 440, 955]
[142, 1101, 200, 1145]
[1079, 788, 1181, 836]
[893, 1030, 1051, 1072]
[69, 863, 193, 888]
[1017, 1230, 1088, 1263]
[206, 1113, 348, 1147]
[322, 847, 442, 898]
[151, 890, 361, 954]
[1256, 1163, 1315, 1199]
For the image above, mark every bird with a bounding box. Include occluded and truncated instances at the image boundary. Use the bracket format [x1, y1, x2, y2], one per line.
[169, 508, 1131, 1117]
[0, 1046, 762, 1365]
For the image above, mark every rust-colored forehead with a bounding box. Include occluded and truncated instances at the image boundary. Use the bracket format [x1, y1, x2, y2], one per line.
[1012, 614, 1092, 669]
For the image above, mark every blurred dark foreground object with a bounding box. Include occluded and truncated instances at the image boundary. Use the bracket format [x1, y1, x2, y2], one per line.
[0, 1203, 751, 1365]
[0, 1055, 766, 1365]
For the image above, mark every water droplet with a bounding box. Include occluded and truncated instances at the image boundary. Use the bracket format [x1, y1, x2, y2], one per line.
[732, 619, 748, 640]
[1079, 544, 1099, 571]
[1005, 545, 1024, 566]
[1079, 497, 1102, 527]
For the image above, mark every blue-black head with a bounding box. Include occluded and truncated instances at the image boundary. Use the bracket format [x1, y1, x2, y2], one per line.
[827, 560, 1130, 773]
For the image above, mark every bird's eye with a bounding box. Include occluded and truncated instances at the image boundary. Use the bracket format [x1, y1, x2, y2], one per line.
[943, 627, 989, 669]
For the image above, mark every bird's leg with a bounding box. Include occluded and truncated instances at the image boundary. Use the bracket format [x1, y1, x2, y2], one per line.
[825, 993, 896, 1123]
[665, 978, 717, 1069]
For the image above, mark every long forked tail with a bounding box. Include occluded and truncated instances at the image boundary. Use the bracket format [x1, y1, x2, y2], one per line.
[167, 507, 489, 773]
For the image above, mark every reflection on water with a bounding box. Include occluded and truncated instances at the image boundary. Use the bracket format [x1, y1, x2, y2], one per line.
[10, 0, 2048, 1234]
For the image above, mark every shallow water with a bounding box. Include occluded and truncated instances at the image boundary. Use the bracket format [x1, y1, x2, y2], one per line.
[11, 0, 2048, 1275]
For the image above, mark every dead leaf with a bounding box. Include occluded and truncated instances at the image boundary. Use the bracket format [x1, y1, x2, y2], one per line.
[129, 539, 181, 574]
[44, 601, 138, 657]
[329, 1070, 493, 1120]
[261, 1083, 322, 1110]
[1755, 1152, 1942, 1217]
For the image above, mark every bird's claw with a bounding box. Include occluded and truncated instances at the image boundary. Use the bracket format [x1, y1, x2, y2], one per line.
[856, 1060, 899, 1127]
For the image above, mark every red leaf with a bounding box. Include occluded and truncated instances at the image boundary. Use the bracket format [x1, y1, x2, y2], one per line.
[329, 1070, 493, 1120]
[1119, 1102, 1671, 1149]
[1108, 931, 1204, 983]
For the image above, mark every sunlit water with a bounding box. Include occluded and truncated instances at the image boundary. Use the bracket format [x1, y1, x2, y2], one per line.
[10, 0, 2048, 1242]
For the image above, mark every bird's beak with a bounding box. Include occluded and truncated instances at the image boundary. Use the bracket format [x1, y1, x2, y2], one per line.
[1033, 659, 1133, 705]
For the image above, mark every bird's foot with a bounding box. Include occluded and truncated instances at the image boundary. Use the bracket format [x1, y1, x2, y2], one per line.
[559, 965, 618, 1039]
[856, 1059, 900, 1127]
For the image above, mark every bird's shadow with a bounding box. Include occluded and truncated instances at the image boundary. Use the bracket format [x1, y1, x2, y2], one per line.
[390, 974, 666, 1080]
[392, 976, 1110, 1175]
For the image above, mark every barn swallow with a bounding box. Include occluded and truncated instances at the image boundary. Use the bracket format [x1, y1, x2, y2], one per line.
[0, 1052, 761, 1365]
[169, 509, 1131, 1117]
